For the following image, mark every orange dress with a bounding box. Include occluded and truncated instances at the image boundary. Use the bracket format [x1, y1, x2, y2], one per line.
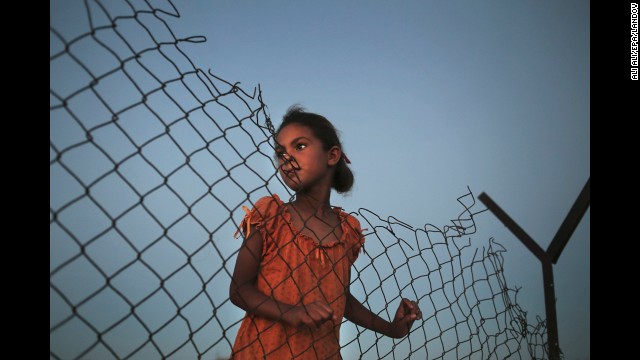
[230, 195, 365, 360]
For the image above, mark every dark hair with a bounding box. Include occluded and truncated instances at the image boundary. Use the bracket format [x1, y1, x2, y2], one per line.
[276, 105, 354, 194]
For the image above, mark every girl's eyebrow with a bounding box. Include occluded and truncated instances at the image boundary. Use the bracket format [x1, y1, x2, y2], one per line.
[288, 136, 311, 145]
[275, 136, 311, 150]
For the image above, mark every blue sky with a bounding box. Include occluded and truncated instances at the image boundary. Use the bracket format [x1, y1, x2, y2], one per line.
[51, 0, 589, 359]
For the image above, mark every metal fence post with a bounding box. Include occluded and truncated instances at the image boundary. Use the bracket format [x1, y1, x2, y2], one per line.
[478, 177, 589, 360]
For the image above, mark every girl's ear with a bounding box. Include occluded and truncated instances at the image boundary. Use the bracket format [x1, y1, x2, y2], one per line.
[327, 145, 341, 166]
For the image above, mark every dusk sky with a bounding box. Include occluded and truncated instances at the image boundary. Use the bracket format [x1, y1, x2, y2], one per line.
[171, 1, 589, 357]
[51, 1, 589, 359]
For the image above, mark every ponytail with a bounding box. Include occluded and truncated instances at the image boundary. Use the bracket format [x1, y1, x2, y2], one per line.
[333, 155, 354, 194]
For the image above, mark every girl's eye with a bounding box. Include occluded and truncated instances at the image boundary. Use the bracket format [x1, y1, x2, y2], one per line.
[295, 144, 307, 151]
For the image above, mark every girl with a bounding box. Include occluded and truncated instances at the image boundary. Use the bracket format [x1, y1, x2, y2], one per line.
[229, 106, 422, 359]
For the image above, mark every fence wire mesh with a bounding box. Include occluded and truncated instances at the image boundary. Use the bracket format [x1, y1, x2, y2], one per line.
[50, 1, 556, 359]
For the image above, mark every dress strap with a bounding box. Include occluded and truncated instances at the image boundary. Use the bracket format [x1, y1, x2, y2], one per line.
[315, 246, 326, 265]
[233, 206, 253, 239]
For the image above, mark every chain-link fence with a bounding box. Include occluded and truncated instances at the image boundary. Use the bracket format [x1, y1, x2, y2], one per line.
[50, 1, 554, 358]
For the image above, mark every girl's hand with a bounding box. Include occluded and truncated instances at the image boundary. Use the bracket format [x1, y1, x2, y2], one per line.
[388, 298, 422, 338]
[283, 301, 337, 329]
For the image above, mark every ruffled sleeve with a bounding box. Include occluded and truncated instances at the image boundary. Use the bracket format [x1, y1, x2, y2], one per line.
[343, 213, 366, 265]
[233, 195, 284, 252]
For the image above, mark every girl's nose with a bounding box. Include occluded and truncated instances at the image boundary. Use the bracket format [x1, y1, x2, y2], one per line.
[280, 154, 299, 169]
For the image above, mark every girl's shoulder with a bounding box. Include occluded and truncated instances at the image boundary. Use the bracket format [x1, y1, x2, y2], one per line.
[252, 194, 285, 209]
[246, 194, 289, 222]
[334, 208, 366, 262]
[334, 207, 365, 238]
[332, 205, 359, 224]
[234, 194, 288, 240]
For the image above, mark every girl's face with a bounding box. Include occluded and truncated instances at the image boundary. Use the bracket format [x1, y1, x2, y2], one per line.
[275, 123, 338, 192]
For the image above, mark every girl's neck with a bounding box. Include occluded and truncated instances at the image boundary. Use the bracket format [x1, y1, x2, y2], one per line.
[291, 189, 333, 217]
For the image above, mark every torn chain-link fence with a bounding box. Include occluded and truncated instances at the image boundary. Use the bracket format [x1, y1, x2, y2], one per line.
[50, 1, 554, 359]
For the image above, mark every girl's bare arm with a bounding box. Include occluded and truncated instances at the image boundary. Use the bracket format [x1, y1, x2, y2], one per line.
[344, 291, 421, 338]
[229, 224, 335, 329]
